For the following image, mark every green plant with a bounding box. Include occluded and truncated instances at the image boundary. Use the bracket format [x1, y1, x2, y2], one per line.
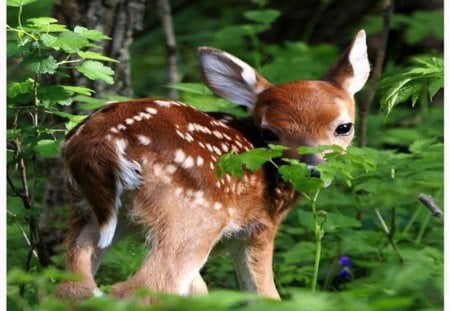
[6, 0, 116, 296]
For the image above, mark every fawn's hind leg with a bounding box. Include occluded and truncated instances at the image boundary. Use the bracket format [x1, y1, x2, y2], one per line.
[55, 210, 104, 299]
[110, 206, 224, 300]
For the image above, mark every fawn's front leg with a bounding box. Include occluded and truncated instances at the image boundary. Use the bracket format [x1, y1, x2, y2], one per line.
[226, 227, 280, 299]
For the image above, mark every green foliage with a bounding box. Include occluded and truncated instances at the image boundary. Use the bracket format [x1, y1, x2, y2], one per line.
[361, 10, 443, 44]
[7, 1, 115, 159]
[379, 55, 443, 115]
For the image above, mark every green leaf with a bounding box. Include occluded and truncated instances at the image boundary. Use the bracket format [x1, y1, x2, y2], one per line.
[37, 85, 72, 106]
[61, 85, 95, 96]
[7, 0, 37, 7]
[26, 17, 67, 32]
[74, 26, 109, 41]
[379, 55, 443, 115]
[41, 31, 89, 53]
[21, 55, 58, 74]
[50, 111, 87, 130]
[77, 51, 118, 63]
[75, 60, 114, 84]
[7, 80, 34, 98]
[244, 9, 281, 24]
[33, 139, 61, 158]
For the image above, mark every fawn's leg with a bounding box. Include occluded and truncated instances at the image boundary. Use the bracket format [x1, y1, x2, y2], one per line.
[110, 210, 223, 300]
[55, 211, 103, 299]
[189, 273, 208, 295]
[226, 228, 280, 299]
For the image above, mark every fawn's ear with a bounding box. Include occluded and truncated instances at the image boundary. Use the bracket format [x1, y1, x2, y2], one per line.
[323, 30, 370, 96]
[199, 47, 273, 107]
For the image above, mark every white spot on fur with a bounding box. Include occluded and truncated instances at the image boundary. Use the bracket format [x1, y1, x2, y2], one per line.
[110, 126, 119, 133]
[133, 115, 143, 122]
[209, 162, 215, 170]
[154, 100, 172, 107]
[145, 107, 158, 115]
[196, 156, 204, 166]
[139, 112, 152, 120]
[213, 146, 222, 155]
[125, 118, 134, 125]
[221, 143, 229, 152]
[213, 130, 223, 139]
[166, 164, 177, 174]
[182, 156, 194, 169]
[213, 202, 223, 210]
[174, 149, 186, 163]
[117, 124, 126, 131]
[136, 135, 151, 145]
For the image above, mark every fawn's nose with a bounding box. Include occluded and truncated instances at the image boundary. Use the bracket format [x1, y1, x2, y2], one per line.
[307, 165, 321, 178]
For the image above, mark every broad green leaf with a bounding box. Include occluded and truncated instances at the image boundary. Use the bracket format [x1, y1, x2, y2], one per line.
[41, 31, 89, 53]
[26, 17, 67, 32]
[74, 26, 109, 41]
[61, 85, 94, 96]
[37, 85, 72, 106]
[244, 9, 281, 24]
[33, 139, 61, 158]
[21, 55, 58, 74]
[7, 80, 34, 98]
[77, 51, 118, 63]
[7, 0, 37, 7]
[50, 111, 87, 130]
[75, 60, 114, 84]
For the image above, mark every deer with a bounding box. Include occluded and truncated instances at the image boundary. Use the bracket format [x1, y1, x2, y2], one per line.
[55, 30, 370, 301]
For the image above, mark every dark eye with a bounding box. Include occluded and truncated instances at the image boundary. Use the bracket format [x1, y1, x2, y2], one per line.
[335, 123, 353, 135]
[261, 128, 279, 141]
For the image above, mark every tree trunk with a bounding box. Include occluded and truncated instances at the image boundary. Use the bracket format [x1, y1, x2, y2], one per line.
[38, 0, 146, 262]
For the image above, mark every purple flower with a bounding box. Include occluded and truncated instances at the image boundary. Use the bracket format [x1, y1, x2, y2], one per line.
[338, 256, 352, 267]
[336, 266, 351, 280]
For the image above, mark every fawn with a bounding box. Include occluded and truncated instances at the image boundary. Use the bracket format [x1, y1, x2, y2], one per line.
[56, 30, 370, 300]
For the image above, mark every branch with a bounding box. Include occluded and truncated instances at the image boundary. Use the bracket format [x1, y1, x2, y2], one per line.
[358, 0, 394, 147]
[418, 193, 443, 217]
[158, 0, 180, 99]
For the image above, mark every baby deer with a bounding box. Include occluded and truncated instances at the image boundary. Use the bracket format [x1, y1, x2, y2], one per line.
[56, 30, 370, 300]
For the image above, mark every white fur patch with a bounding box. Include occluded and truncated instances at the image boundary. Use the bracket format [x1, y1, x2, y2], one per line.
[145, 107, 158, 115]
[98, 211, 117, 249]
[97, 139, 142, 248]
[136, 135, 151, 145]
[348, 30, 370, 95]
[92, 288, 104, 297]
[174, 149, 186, 163]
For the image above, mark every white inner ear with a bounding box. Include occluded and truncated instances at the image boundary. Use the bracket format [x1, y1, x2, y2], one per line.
[202, 52, 258, 107]
[347, 31, 370, 95]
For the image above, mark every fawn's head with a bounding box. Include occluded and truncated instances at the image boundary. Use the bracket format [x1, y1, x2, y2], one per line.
[199, 30, 370, 167]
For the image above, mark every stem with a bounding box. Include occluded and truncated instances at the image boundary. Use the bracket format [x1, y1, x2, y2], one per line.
[416, 213, 432, 244]
[402, 205, 422, 234]
[310, 189, 322, 292]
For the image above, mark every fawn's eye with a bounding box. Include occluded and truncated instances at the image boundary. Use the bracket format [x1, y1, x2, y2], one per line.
[261, 128, 279, 142]
[335, 123, 353, 135]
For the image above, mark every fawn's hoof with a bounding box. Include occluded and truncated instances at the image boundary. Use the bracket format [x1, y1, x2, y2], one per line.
[55, 280, 99, 300]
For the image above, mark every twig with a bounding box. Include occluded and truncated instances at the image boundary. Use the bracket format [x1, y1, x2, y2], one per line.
[358, 0, 394, 147]
[374, 208, 404, 263]
[158, 0, 180, 99]
[418, 193, 443, 217]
